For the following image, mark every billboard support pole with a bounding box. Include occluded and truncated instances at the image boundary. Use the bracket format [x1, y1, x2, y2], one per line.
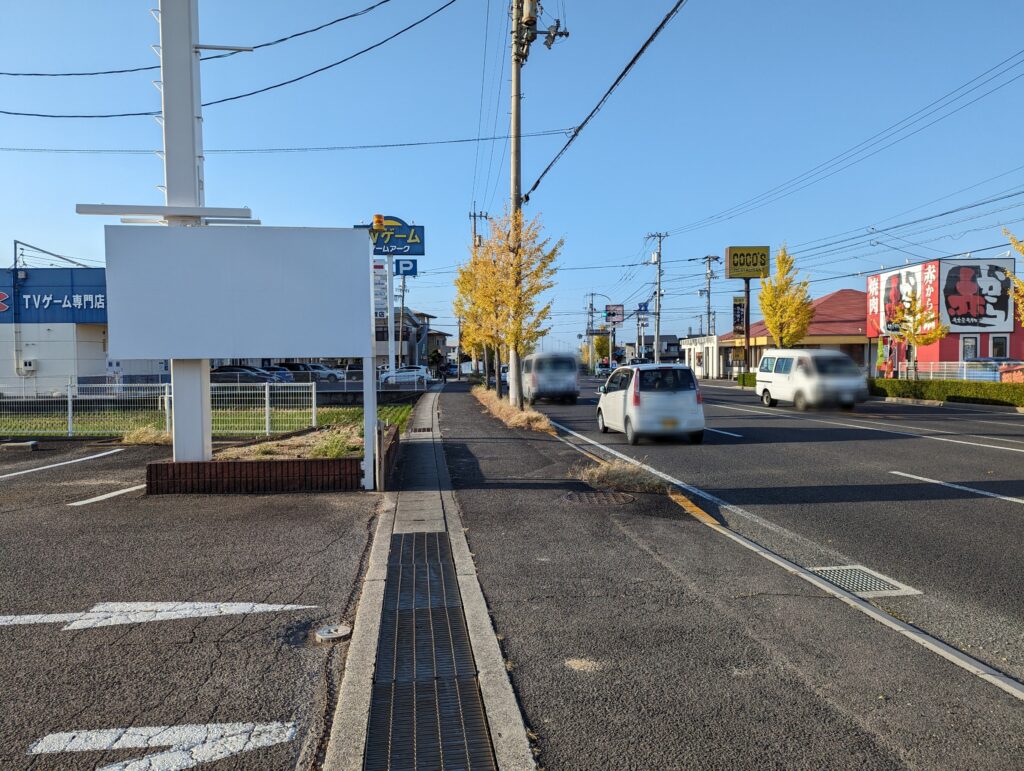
[387, 253, 395, 374]
[744, 277, 751, 374]
[161, 0, 212, 462]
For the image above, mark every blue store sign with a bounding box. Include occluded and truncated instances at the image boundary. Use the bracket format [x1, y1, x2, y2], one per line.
[366, 216, 425, 256]
[0, 268, 107, 324]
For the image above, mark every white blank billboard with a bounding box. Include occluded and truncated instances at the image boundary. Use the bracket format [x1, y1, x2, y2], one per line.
[105, 226, 372, 359]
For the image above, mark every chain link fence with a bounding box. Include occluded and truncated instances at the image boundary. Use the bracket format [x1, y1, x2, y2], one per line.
[0, 382, 319, 437]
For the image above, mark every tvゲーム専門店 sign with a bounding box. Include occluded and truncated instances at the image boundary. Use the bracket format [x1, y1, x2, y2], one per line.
[725, 246, 770, 280]
[0, 268, 107, 324]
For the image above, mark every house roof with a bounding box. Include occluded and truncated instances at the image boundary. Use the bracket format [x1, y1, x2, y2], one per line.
[427, 329, 450, 337]
[719, 288, 868, 342]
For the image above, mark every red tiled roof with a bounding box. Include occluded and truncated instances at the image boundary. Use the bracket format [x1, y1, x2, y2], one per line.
[719, 288, 867, 341]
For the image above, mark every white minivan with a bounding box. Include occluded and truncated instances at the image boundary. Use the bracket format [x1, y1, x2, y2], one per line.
[756, 349, 868, 410]
[523, 352, 579, 404]
[597, 364, 705, 445]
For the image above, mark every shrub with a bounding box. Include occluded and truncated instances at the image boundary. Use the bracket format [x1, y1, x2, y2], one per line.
[737, 373, 757, 388]
[868, 378, 1024, 408]
[122, 426, 172, 445]
[471, 386, 552, 432]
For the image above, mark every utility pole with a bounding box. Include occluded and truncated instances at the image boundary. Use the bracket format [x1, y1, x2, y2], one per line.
[700, 254, 720, 342]
[647, 232, 666, 363]
[469, 207, 489, 248]
[587, 293, 595, 374]
[397, 274, 407, 368]
[507, 0, 567, 408]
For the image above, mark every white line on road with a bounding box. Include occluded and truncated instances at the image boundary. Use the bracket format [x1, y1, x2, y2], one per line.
[0, 601, 316, 630]
[706, 428, 743, 438]
[890, 471, 1024, 505]
[0, 448, 125, 480]
[706, 401, 1024, 454]
[67, 484, 146, 506]
[29, 721, 297, 770]
[547, 418, 1024, 703]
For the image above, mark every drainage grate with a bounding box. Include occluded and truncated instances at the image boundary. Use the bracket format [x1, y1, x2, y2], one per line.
[810, 565, 921, 598]
[383, 563, 462, 611]
[375, 606, 476, 683]
[389, 533, 452, 566]
[365, 677, 496, 771]
[410, 427, 433, 433]
[563, 490, 635, 505]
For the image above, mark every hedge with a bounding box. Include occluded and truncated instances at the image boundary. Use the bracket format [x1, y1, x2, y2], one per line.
[737, 373, 757, 388]
[868, 378, 1024, 408]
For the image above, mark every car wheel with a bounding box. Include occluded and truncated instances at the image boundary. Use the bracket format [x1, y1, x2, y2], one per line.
[328, 375, 338, 383]
[761, 390, 776, 407]
[569, 395, 578, 405]
[625, 418, 639, 446]
[689, 430, 705, 445]
[794, 391, 808, 411]
[597, 411, 608, 433]
[840, 402, 855, 411]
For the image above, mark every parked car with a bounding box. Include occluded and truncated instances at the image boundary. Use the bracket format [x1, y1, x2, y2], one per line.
[210, 365, 277, 384]
[380, 365, 429, 385]
[523, 352, 579, 405]
[276, 362, 345, 383]
[597, 364, 705, 445]
[263, 365, 295, 382]
[756, 349, 868, 410]
[594, 363, 612, 378]
[306, 363, 345, 383]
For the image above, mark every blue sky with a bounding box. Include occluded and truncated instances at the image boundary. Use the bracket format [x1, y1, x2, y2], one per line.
[3, 0, 1024, 351]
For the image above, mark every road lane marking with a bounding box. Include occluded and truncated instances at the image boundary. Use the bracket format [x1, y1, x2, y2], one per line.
[705, 400, 1024, 454]
[890, 471, 1024, 505]
[0, 448, 125, 479]
[29, 721, 298, 770]
[706, 428, 743, 438]
[548, 418, 1024, 703]
[668, 490, 721, 525]
[0, 601, 316, 630]
[67, 484, 146, 506]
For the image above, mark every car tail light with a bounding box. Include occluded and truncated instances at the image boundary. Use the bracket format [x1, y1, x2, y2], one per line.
[696, 389, 703, 404]
[632, 375, 641, 407]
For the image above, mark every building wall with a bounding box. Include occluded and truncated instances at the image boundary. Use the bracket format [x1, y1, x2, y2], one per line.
[1, 322, 80, 393]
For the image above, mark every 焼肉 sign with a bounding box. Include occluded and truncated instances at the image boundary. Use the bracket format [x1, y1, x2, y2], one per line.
[725, 246, 770, 280]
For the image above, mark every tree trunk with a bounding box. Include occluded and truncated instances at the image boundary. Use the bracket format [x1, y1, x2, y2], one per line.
[494, 347, 504, 400]
[483, 346, 491, 389]
[508, 347, 523, 410]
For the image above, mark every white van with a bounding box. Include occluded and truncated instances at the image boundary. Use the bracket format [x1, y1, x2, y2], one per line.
[523, 352, 580, 404]
[756, 349, 868, 410]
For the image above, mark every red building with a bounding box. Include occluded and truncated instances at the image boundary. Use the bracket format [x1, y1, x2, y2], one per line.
[866, 256, 1022, 375]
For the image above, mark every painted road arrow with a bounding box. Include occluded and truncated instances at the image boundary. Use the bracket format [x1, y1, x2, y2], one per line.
[29, 721, 297, 770]
[0, 601, 315, 630]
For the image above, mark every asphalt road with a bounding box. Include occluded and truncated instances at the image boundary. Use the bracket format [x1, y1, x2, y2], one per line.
[0, 442, 377, 770]
[535, 377, 1024, 684]
[438, 383, 1024, 769]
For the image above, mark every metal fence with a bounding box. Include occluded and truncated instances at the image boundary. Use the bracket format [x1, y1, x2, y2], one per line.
[0, 382, 318, 438]
[896, 362, 1023, 382]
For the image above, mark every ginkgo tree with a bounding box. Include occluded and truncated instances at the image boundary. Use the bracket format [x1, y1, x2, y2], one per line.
[1002, 228, 1024, 328]
[759, 245, 815, 348]
[887, 288, 949, 379]
[453, 209, 561, 409]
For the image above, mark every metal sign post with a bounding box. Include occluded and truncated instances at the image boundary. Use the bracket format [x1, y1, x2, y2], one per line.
[726, 246, 771, 375]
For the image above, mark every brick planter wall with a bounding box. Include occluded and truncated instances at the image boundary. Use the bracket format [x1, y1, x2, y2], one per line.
[379, 424, 401, 491]
[146, 458, 362, 495]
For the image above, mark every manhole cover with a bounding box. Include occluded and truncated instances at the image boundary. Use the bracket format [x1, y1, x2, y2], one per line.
[563, 490, 634, 505]
[810, 565, 920, 598]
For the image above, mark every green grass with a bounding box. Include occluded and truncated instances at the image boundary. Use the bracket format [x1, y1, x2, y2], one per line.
[0, 404, 415, 438]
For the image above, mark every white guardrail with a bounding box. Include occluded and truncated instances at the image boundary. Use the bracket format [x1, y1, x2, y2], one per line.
[895, 362, 1022, 382]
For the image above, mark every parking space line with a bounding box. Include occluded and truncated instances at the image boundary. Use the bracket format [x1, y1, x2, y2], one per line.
[706, 401, 1024, 454]
[890, 471, 1024, 505]
[547, 418, 1024, 703]
[706, 428, 743, 438]
[0, 449, 124, 480]
[68, 484, 146, 507]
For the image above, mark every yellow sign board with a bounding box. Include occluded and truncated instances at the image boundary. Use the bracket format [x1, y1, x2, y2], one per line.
[725, 246, 770, 279]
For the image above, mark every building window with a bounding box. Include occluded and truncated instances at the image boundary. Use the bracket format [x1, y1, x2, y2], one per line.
[991, 335, 1009, 359]
[961, 335, 979, 360]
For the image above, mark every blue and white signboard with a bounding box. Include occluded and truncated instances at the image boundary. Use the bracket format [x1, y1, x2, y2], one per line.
[0, 268, 107, 324]
[367, 216, 425, 256]
[394, 258, 418, 277]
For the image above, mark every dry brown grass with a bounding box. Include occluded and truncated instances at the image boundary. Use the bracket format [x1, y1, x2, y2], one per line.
[121, 426, 172, 445]
[215, 426, 362, 460]
[471, 386, 552, 432]
[571, 458, 667, 494]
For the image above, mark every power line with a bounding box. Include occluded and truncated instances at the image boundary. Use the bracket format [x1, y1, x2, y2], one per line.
[0, 0, 393, 77]
[0, 0, 460, 118]
[663, 46, 1024, 235]
[521, 0, 689, 204]
[0, 128, 572, 155]
[469, 0, 492, 206]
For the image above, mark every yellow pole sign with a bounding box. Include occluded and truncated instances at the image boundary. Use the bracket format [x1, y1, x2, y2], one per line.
[725, 246, 770, 279]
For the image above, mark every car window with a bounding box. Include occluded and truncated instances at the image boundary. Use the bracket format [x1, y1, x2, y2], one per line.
[523, 360, 532, 374]
[535, 357, 576, 373]
[774, 358, 793, 374]
[637, 368, 696, 392]
[606, 371, 622, 391]
[812, 356, 861, 376]
[759, 357, 776, 373]
[620, 370, 633, 390]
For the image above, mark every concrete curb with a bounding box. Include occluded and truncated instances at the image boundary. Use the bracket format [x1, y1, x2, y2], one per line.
[871, 395, 1024, 413]
[322, 492, 396, 771]
[433, 392, 536, 771]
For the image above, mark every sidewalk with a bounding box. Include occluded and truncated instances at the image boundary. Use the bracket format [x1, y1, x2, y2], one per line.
[436, 383, 1024, 769]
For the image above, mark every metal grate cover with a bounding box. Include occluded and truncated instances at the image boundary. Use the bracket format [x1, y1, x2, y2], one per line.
[375, 606, 476, 683]
[365, 677, 496, 771]
[810, 565, 921, 598]
[389, 533, 452, 566]
[563, 490, 635, 505]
